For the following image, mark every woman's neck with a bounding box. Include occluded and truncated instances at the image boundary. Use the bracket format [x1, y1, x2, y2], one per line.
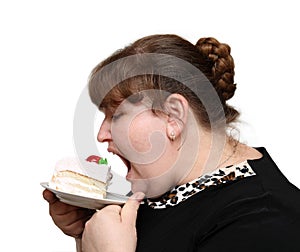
[178, 134, 262, 185]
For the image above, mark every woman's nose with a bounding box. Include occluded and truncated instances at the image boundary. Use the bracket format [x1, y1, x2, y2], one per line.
[97, 119, 112, 142]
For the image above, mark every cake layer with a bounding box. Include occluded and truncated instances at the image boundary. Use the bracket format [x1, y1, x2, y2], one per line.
[49, 156, 112, 199]
[50, 170, 107, 199]
[54, 157, 112, 182]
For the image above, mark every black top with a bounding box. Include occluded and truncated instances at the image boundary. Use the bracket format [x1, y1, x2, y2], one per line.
[135, 147, 300, 252]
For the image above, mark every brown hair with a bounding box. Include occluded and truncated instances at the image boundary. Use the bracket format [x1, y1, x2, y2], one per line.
[88, 34, 239, 129]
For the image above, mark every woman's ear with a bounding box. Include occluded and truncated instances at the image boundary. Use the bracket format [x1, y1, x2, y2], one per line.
[164, 94, 189, 141]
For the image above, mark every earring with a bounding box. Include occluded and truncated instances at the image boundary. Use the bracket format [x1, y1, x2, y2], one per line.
[170, 131, 175, 141]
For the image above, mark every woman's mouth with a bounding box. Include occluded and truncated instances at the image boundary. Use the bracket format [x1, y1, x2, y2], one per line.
[107, 147, 133, 179]
[112, 154, 131, 180]
[117, 155, 130, 171]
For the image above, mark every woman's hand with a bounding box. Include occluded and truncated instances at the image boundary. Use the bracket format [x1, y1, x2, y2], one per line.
[43, 189, 94, 238]
[82, 192, 144, 252]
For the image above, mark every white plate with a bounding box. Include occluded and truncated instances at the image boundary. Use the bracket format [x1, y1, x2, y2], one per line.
[41, 182, 128, 209]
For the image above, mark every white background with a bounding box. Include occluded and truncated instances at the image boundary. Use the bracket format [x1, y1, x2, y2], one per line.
[1, 0, 299, 251]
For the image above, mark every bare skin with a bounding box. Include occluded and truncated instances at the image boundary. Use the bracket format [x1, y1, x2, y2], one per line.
[42, 189, 95, 238]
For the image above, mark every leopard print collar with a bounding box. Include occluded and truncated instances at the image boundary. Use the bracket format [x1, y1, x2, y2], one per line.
[146, 160, 256, 209]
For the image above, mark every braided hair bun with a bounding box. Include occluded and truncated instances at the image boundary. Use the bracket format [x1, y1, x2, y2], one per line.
[195, 37, 236, 102]
[195, 37, 239, 124]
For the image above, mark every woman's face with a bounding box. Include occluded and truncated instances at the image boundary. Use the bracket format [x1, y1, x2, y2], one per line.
[97, 96, 180, 195]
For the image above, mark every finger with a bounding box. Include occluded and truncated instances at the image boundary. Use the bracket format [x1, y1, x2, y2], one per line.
[52, 208, 93, 226]
[53, 208, 94, 236]
[100, 204, 122, 220]
[43, 189, 58, 204]
[121, 192, 145, 226]
[49, 200, 80, 215]
[61, 214, 89, 238]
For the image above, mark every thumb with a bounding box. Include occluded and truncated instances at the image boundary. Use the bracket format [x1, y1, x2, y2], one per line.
[121, 192, 145, 226]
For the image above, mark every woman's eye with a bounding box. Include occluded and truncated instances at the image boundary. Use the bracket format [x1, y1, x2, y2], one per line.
[111, 113, 123, 121]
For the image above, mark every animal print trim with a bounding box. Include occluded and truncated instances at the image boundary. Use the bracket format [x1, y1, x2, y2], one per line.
[147, 161, 256, 209]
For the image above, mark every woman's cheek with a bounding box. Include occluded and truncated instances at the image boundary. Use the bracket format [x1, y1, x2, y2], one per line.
[129, 123, 152, 153]
[129, 114, 166, 154]
[112, 110, 167, 167]
[110, 116, 150, 162]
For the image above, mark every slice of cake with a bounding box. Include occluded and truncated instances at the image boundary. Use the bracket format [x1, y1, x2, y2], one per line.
[49, 155, 112, 199]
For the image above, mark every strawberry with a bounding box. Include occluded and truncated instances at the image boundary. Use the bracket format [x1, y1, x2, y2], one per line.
[86, 155, 108, 165]
[86, 155, 101, 163]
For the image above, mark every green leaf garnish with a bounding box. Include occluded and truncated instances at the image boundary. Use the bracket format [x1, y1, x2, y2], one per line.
[99, 158, 108, 165]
